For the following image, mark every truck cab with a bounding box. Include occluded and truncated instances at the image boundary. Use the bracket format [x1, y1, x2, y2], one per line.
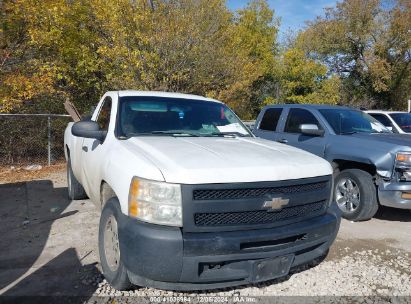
[254, 104, 411, 222]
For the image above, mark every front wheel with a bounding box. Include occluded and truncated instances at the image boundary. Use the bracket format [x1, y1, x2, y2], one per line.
[334, 169, 378, 221]
[98, 198, 131, 290]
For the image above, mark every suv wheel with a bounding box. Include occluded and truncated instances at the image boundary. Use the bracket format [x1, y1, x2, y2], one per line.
[67, 159, 87, 200]
[334, 169, 378, 221]
[99, 198, 131, 290]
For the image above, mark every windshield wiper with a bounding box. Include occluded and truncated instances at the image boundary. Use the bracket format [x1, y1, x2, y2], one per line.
[371, 130, 390, 134]
[205, 132, 248, 137]
[123, 131, 199, 138]
[151, 131, 200, 137]
[121, 131, 249, 139]
[339, 131, 358, 135]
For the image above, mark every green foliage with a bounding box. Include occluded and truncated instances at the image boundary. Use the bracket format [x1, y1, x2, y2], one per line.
[0, 0, 348, 119]
[214, 0, 280, 118]
[297, 0, 411, 109]
[277, 48, 340, 104]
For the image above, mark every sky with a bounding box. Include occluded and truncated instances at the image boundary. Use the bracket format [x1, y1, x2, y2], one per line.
[227, 0, 339, 40]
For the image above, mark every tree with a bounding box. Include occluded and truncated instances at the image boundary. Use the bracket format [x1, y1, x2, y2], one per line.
[214, 0, 280, 118]
[0, 0, 282, 118]
[297, 0, 411, 109]
[271, 48, 341, 104]
[0, 0, 352, 118]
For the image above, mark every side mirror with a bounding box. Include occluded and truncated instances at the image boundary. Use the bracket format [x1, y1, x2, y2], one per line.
[299, 124, 325, 137]
[72, 121, 107, 141]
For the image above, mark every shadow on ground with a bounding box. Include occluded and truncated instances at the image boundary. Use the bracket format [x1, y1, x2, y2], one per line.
[374, 205, 411, 222]
[2, 248, 100, 298]
[0, 180, 99, 299]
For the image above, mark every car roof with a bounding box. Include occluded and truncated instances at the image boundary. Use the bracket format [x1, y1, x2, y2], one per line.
[264, 104, 353, 111]
[366, 110, 409, 114]
[112, 90, 223, 104]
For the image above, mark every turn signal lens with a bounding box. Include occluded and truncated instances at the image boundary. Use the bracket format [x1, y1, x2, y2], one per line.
[401, 193, 411, 200]
[397, 154, 409, 162]
[396, 152, 411, 163]
[129, 178, 139, 217]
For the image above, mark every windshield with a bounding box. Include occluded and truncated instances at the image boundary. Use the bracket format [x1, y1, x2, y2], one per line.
[389, 113, 411, 133]
[319, 109, 391, 135]
[117, 96, 251, 137]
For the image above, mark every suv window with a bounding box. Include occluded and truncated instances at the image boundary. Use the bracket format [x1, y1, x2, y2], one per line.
[369, 113, 393, 128]
[389, 113, 411, 133]
[284, 108, 321, 133]
[97, 97, 112, 131]
[258, 108, 283, 131]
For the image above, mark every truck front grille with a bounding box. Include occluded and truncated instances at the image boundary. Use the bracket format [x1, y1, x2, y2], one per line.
[193, 182, 327, 201]
[194, 200, 326, 227]
[182, 176, 332, 232]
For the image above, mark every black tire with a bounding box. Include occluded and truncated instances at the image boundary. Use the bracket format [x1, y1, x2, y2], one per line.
[67, 159, 88, 200]
[99, 198, 131, 291]
[334, 169, 379, 221]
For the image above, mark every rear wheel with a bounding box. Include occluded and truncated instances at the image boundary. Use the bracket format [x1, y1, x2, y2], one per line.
[334, 169, 378, 221]
[99, 198, 131, 290]
[67, 159, 87, 200]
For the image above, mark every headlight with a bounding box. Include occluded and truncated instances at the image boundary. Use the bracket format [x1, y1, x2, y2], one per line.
[396, 152, 411, 165]
[395, 152, 411, 181]
[128, 177, 182, 226]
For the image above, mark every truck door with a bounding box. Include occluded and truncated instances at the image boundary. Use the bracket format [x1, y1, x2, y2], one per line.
[277, 108, 326, 157]
[80, 96, 113, 201]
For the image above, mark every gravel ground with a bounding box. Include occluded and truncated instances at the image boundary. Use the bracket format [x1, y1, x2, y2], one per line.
[1, 167, 410, 303]
[91, 248, 410, 298]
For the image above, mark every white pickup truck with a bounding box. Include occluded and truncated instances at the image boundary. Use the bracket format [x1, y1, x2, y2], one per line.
[64, 91, 340, 291]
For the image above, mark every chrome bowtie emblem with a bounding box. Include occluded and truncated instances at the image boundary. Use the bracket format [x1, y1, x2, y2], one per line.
[263, 197, 290, 210]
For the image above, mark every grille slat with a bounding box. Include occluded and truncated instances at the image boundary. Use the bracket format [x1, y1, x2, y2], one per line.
[194, 201, 326, 227]
[193, 182, 327, 201]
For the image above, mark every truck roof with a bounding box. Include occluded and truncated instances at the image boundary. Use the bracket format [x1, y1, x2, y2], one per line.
[114, 90, 223, 104]
[264, 104, 353, 111]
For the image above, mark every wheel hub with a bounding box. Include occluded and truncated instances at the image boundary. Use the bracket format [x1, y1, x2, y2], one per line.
[104, 215, 120, 272]
[335, 178, 361, 213]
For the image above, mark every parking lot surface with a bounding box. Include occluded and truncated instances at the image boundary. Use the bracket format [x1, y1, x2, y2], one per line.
[0, 168, 410, 301]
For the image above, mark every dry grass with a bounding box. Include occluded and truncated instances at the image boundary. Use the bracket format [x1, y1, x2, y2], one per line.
[0, 162, 66, 184]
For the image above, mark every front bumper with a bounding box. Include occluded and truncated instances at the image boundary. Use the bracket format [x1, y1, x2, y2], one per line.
[378, 181, 411, 209]
[118, 205, 340, 291]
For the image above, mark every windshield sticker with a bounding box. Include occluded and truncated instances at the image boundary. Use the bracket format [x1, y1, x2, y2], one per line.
[371, 122, 386, 132]
[217, 123, 249, 135]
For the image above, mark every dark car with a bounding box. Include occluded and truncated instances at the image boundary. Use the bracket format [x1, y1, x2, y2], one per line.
[254, 104, 411, 221]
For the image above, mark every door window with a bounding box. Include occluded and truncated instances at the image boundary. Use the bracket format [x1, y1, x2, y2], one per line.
[258, 108, 283, 131]
[97, 97, 112, 131]
[284, 108, 321, 133]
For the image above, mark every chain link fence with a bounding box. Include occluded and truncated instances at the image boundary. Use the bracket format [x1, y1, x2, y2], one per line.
[0, 114, 72, 166]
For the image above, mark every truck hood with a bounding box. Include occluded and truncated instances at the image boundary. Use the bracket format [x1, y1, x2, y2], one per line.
[326, 132, 411, 179]
[349, 132, 411, 146]
[122, 136, 331, 184]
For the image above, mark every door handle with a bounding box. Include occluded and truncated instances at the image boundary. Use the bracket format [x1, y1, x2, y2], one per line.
[82, 146, 88, 152]
[277, 138, 288, 144]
